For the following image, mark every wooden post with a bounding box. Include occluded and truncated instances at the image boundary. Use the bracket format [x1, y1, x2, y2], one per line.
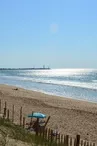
[93, 143, 95, 146]
[30, 111, 33, 123]
[44, 116, 50, 127]
[5, 101, 7, 109]
[51, 129, 53, 142]
[87, 142, 89, 146]
[70, 137, 72, 146]
[58, 133, 61, 145]
[3, 101, 7, 118]
[46, 128, 49, 141]
[76, 135, 80, 146]
[43, 127, 45, 139]
[36, 118, 39, 136]
[61, 134, 63, 145]
[7, 109, 9, 120]
[20, 107, 22, 126]
[23, 117, 25, 128]
[55, 131, 58, 145]
[84, 141, 87, 146]
[64, 135, 66, 145]
[48, 128, 51, 142]
[45, 128, 47, 140]
[81, 140, 83, 146]
[66, 135, 69, 146]
[12, 105, 14, 123]
[74, 139, 77, 146]
[0, 99, 1, 114]
[40, 126, 42, 137]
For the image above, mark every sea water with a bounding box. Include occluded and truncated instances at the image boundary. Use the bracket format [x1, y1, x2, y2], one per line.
[0, 69, 97, 103]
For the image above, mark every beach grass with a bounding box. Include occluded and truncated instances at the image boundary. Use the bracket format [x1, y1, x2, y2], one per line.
[0, 118, 58, 146]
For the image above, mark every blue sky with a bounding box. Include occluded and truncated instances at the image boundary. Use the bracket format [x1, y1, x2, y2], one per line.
[0, 0, 97, 68]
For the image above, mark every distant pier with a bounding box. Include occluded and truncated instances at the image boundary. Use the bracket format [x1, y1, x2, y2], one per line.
[0, 67, 50, 70]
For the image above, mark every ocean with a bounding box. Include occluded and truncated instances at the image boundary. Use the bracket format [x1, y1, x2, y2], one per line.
[0, 69, 97, 103]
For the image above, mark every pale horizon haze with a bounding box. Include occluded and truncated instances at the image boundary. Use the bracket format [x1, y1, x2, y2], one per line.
[0, 0, 97, 68]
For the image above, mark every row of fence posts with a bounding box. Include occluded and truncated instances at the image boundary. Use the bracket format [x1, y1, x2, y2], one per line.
[39, 128, 95, 146]
[0, 99, 96, 146]
[0, 100, 25, 127]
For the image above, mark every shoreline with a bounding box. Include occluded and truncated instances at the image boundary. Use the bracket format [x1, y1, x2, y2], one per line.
[2, 83, 97, 105]
[0, 84, 97, 143]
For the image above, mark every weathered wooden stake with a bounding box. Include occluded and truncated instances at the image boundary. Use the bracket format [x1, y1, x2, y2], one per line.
[36, 118, 39, 136]
[12, 105, 14, 123]
[20, 107, 22, 126]
[90, 143, 92, 146]
[3, 101, 7, 118]
[66, 135, 69, 146]
[84, 141, 87, 146]
[39, 126, 42, 137]
[87, 142, 89, 146]
[55, 131, 58, 144]
[0, 99, 1, 114]
[23, 117, 25, 128]
[76, 135, 80, 146]
[74, 139, 77, 146]
[58, 133, 61, 145]
[61, 134, 63, 144]
[70, 137, 72, 146]
[81, 140, 83, 146]
[7, 109, 9, 120]
[51, 129, 53, 142]
[45, 128, 47, 140]
[93, 143, 96, 146]
[30, 111, 33, 123]
[64, 135, 66, 145]
[48, 128, 50, 141]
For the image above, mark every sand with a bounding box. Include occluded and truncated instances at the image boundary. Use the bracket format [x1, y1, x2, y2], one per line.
[0, 84, 97, 144]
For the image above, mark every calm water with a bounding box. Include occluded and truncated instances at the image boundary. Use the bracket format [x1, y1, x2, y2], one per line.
[0, 69, 97, 102]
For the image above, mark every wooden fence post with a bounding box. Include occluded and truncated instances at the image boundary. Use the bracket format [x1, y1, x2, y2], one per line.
[70, 137, 72, 146]
[45, 128, 47, 139]
[93, 143, 95, 146]
[23, 117, 25, 128]
[12, 105, 14, 123]
[81, 140, 83, 146]
[7, 109, 9, 120]
[48, 128, 50, 142]
[3, 101, 7, 118]
[58, 133, 61, 145]
[39, 126, 42, 137]
[64, 135, 66, 145]
[20, 107, 22, 126]
[55, 131, 58, 145]
[61, 134, 63, 145]
[87, 142, 89, 146]
[46, 128, 49, 141]
[51, 129, 53, 142]
[0, 99, 1, 114]
[30, 111, 33, 123]
[36, 118, 39, 136]
[76, 135, 80, 146]
[66, 135, 69, 146]
[5, 101, 7, 109]
[84, 141, 87, 146]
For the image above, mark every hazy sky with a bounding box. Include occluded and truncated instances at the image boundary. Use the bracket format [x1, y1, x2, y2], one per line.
[0, 0, 97, 68]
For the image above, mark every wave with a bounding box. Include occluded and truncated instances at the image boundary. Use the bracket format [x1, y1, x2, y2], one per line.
[1, 75, 97, 90]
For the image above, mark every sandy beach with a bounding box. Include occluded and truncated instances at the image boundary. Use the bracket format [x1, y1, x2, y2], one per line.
[0, 84, 97, 144]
